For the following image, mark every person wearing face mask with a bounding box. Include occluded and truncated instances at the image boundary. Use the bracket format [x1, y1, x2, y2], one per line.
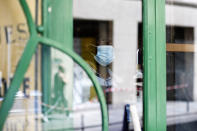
[94, 44, 114, 109]
[91, 44, 114, 87]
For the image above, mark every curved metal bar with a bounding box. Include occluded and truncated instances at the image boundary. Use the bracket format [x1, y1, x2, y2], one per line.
[19, 0, 37, 35]
[39, 37, 109, 131]
[0, 35, 109, 131]
[0, 36, 38, 130]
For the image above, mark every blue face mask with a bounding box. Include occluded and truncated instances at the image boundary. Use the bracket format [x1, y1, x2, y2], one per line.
[94, 45, 114, 66]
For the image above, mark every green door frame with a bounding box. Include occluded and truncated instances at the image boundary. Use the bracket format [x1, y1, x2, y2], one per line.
[143, 0, 166, 131]
[0, 0, 166, 131]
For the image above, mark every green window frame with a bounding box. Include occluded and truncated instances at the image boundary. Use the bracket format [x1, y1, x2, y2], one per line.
[143, 0, 166, 130]
[0, 0, 166, 131]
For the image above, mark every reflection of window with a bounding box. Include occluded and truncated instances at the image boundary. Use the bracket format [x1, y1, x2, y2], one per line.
[137, 23, 143, 98]
[166, 26, 194, 101]
[166, 26, 194, 52]
[167, 52, 194, 101]
[166, 26, 194, 44]
[73, 19, 113, 103]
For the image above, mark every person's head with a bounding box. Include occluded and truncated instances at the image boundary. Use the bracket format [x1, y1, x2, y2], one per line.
[58, 64, 65, 73]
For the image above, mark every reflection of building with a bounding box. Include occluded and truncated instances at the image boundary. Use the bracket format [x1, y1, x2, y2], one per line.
[73, 0, 197, 129]
[73, 0, 197, 102]
[73, 0, 140, 105]
[2, 0, 197, 130]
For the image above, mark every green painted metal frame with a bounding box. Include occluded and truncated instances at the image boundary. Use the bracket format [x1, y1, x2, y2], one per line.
[0, 0, 109, 130]
[143, 0, 166, 131]
[41, 0, 52, 114]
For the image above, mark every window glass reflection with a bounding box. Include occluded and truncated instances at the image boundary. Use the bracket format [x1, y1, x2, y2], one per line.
[166, 1, 197, 130]
[0, 0, 143, 130]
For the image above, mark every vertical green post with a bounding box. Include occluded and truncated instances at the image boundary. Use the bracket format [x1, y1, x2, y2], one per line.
[41, 0, 73, 113]
[41, 0, 51, 114]
[143, 0, 166, 131]
[47, 0, 73, 49]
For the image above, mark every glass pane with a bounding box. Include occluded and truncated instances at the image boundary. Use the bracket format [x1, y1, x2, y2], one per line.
[166, 1, 197, 130]
[0, 0, 143, 130]
[51, 48, 102, 131]
[73, 0, 143, 129]
[2, 46, 102, 131]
